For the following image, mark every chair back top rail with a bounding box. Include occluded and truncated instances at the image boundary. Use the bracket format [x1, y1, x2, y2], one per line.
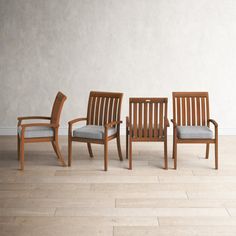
[87, 91, 123, 127]
[172, 92, 210, 127]
[129, 97, 168, 139]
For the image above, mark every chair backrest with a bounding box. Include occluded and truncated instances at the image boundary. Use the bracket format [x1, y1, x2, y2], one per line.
[129, 97, 168, 139]
[86, 91, 123, 127]
[50, 92, 67, 125]
[172, 92, 209, 127]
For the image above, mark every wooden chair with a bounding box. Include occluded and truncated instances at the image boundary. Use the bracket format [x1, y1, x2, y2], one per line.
[126, 98, 169, 170]
[172, 92, 218, 169]
[68, 91, 123, 171]
[17, 92, 67, 170]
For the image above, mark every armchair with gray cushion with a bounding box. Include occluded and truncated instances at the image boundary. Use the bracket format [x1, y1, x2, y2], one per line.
[172, 92, 218, 169]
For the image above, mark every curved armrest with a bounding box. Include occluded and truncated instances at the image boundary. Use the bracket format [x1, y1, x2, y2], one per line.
[17, 116, 51, 126]
[164, 117, 170, 127]
[68, 117, 87, 126]
[171, 119, 177, 128]
[105, 120, 122, 128]
[208, 119, 218, 127]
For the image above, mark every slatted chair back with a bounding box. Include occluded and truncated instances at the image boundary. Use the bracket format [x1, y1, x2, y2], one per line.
[172, 92, 210, 127]
[50, 92, 67, 125]
[86, 91, 123, 127]
[129, 98, 168, 140]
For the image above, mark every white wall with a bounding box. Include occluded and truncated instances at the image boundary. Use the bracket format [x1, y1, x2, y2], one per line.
[1, 0, 236, 135]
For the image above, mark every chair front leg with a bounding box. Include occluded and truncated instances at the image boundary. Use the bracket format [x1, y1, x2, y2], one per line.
[20, 129, 25, 170]
[215, 127, 218, 170]
[87, 143, 94, 158]
[164, 134, 168, 170]
[104, 127, 108, 171]
[116, 126, 123, 161]
[129, 137, 132, 170]
[206, 143, 210, 159]
[17, 134, 20, 161]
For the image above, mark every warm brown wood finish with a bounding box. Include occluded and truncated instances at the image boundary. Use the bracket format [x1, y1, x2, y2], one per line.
[68, 91, 123, 171]
[17, 92, 67, 170]
[126, 97, 169, 170]
[172, 92, 218, 169]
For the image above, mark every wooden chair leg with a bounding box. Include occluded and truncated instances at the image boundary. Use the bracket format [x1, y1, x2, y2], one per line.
[54, 138, 66, 167]
[51, 141, 59, 159]
[17, 134, 20, 161]
[206, 143, 210, 159]
[174, 141, 177, 170]
[172, 135, 175, 159]
[126, 128, 128, 159]
[116, 135, 123, 161]
[129, 138, 132, 170]
[20, 137, 24, 170]
[68, 137, 72, 167]
[87, 143, 94, 158]
[104, 140, 108, 171]
[164, 139, 168, 170]
[215, 140, 218, 170]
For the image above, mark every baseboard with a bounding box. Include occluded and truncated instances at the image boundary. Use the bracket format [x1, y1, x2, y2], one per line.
[1, 127, 236, 136]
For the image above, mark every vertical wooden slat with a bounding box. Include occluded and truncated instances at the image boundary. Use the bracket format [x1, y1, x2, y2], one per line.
[113, 98, 118, 123]
[182, 97, 186, 126]
[108, 98, 114, 123]
[186, 97, 191, 126]
[159, 101, 163, 137]
[129, 100, 132, 137]
[197, 97, 201, 125]
[201, 97, 206, 126]
[149, 102, 153, 138]
[206, 94, 210, 127]
[103, 97, 109, 125]
[87, 96, 93, 124]
[144, 102, 147, 138]
[177, 97, 181, 126]
[154, 102, 158, 138]
[191, 97, 196, 126]
[99, 97, 105, 125]
[90, 96, 96, 125]
[138, 102, 142, 137]
[133, 103, 137, 138]
[94, 96, 100, 125]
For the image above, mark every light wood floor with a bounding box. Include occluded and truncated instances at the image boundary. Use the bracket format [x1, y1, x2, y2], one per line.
[1, 136, 236, 236]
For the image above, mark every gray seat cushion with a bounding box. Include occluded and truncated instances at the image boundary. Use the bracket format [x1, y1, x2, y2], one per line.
[73, 125, 116, 139]
[177, 126, 213, 139]
[18, 126, 54, 138]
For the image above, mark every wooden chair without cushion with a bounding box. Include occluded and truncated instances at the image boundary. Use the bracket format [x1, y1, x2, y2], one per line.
[172, 92, 218, 169]
[126, 98, 169, 170]
[68, 91, 123, 171]
[17, 91, 67, 170]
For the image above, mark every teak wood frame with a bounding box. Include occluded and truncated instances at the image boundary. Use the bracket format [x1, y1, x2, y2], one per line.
[68, 91, 123, 171]
[172, 92, 218, 169]
[17, 92, 67, 170]
[126, 97, 169, 170]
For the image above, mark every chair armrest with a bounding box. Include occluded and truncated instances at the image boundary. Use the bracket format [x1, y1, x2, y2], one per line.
[105, 120, 122, 128]
[68, 117, 87, 126]
[208, 119, 218, 127]
[171, 119, 177, 128]
[17, 116, 51, 126]
[20, 123, 58, 129]
[164, 117, 170, 127]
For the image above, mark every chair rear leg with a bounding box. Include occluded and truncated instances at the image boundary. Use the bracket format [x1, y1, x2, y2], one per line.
[87, 143, 94, 158]
[51, 141, 59, 159]
[104, 141, 108, 171]
[116, 135, 123, 161]
[53, 139, 66, 167]
[174, 141, 177, 170]
[129, 138, 132, 170]
[206, 143, 210, 159]
[68, 137, 72, 167]
[164, 139, 168, 170]
[215, 140, 218, 170]
[126, 128, 128, 159]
